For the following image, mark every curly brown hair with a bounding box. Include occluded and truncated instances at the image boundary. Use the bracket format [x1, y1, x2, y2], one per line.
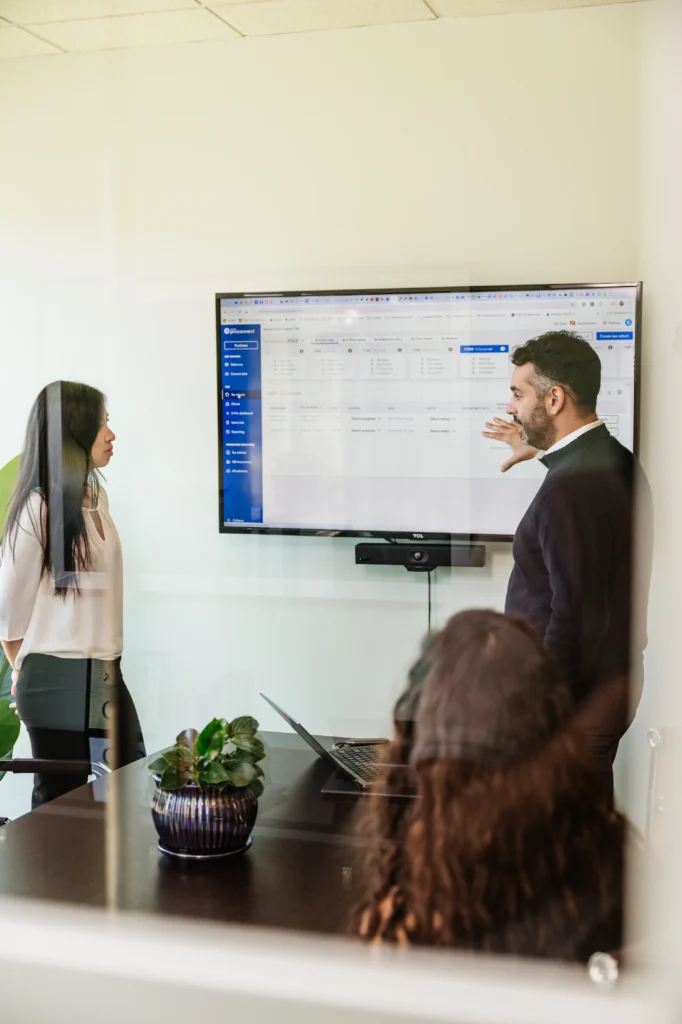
[351, 610, 624, 961]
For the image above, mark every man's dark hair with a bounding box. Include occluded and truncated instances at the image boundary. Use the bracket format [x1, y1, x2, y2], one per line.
[511, 331, 601, 413]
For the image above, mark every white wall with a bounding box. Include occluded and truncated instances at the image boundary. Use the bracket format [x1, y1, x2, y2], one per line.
[0, 4, 645, 817]
[616, 0, 682, 854]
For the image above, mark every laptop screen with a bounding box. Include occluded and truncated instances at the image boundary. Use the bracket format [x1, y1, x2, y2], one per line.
[260, 694, 334, 763]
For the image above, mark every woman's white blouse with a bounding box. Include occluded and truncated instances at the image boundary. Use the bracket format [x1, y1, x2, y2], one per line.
[0, 489, 123, 670]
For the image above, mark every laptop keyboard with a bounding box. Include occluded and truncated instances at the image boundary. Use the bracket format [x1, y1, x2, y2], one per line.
[335, 745, 383, 781]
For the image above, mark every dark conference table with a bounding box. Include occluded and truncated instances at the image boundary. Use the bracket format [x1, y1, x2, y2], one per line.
[0, 732, 370, 935]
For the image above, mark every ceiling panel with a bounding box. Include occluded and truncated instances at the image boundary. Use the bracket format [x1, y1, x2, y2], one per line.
[0, 22, 59, 53]
[431, 0, 640, 15]
[0, 0, 198, 24]
[213, 0, 434, 37]
[0, 0, 645, 58]
[35, 7, 239, 49]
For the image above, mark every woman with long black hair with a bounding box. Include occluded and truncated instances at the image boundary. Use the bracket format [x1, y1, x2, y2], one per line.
[0, 381, 145, 808]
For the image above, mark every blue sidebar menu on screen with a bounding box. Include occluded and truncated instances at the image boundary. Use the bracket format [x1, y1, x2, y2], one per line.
[221, 323, 263, 524]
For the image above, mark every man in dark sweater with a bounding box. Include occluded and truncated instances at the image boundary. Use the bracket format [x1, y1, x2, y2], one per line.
[483, 331, 651, 798]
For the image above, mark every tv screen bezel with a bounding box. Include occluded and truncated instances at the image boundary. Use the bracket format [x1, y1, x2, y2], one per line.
[216, 281, 642, 543]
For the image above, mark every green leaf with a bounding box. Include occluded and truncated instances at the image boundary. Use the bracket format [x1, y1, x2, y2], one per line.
[0, 699, 21, 759]
[230, 733, 265, 760]
[229, 748, 264, 766]
[225, 755, 263, 776]
[148, 755, 170, 775]
[0, 455, 20, 542]
[224, 761, 259, 788]
[175, 728, 198, 753]
[159, 767, 187, 790]
[248, 778, 264, 799]
[165, 745, 194, 770]
[196, 718, 227, 757]
[200, 761, 231, 785]
[0, 694, 19, 783]
[0, 653, 13, 703]
[228, 715, 259, 740]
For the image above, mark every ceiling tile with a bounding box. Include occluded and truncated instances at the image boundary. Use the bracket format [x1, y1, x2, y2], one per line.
[213, 0, 434, 37]
[0, 0, 197, 25]
[0, 23, 59, 54]
[35, 8, 239, 49]
[430, 0, 640, 16]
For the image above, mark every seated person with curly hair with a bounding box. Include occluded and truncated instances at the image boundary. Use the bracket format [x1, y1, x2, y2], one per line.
[352, 609, 629, 963]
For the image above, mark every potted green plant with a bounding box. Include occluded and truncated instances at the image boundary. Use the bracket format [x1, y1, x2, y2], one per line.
[149, 716, 265, 861]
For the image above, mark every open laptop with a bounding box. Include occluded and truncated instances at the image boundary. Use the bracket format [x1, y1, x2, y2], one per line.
[260, 693, 389, 789]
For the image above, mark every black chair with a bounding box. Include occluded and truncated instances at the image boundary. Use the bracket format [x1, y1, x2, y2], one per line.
[0, 758, 111, 825]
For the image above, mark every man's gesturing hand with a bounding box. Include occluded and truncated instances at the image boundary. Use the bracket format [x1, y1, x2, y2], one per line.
[482, 417, 539, 473]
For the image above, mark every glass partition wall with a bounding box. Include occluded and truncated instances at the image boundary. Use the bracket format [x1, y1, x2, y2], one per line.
[1, 0, 681, 1019]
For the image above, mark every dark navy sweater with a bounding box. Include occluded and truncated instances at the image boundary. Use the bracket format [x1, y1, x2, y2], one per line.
[505, 424, 651, 701]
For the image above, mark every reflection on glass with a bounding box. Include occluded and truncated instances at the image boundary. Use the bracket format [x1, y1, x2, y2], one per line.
[0, 3, 668, 1009]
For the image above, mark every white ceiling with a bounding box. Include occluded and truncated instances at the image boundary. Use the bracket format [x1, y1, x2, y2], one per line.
[0, 0, 644, 58]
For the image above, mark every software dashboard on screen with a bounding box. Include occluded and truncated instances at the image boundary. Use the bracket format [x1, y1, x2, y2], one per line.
[216, 284, 640, 540]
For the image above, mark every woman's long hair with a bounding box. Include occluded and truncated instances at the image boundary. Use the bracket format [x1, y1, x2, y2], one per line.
[351, 611, 624, 960]
[4, 381, 105, 594]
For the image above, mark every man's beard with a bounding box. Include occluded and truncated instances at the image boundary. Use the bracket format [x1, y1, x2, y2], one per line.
[514, 407, 556, 451]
